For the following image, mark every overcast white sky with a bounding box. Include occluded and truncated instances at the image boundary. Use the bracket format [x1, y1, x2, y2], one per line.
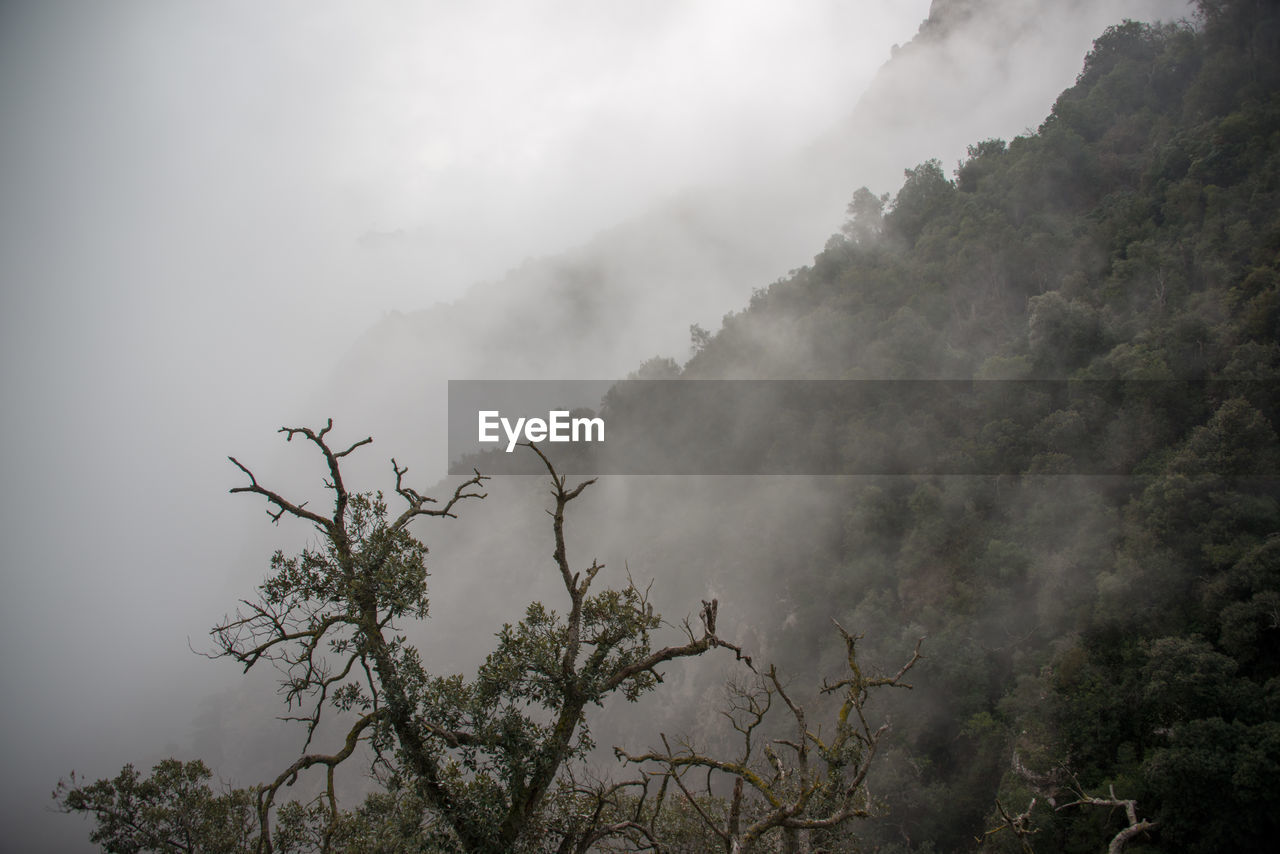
[3, 0, 932, 324]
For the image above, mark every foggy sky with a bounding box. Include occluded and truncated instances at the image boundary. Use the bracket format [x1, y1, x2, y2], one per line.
[0, 1, 1187, 849]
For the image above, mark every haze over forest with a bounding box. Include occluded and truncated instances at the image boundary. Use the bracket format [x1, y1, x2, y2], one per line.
[8, 0, 1275, 851]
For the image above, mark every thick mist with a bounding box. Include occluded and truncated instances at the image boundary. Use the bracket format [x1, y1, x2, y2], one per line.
[1, 1, 1191, 850]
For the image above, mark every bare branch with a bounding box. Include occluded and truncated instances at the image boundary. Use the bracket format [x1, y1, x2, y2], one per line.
[229, 456, 333, 530]
[390, 461, 488, 529]
[255, 709, 386, 853]
[992, 763, 1158, 854]
[981, 798, 1038, 853]
[1058, 780, 1158, 854]
[619, 629, 922, 851]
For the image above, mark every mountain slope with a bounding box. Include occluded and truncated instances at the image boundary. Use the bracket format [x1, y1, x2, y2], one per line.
[321, 0, 1189, 480]
[428, 2, 1280, 850]
[596, 4, 1280, 850]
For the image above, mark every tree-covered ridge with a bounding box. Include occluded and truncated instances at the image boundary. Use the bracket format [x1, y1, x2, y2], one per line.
[428, 5, 1280, 848]
[685, 8, 1278, 385]
[631, 2, 1280, 850]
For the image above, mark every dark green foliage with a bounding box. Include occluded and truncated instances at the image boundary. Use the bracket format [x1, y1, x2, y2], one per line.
[630, 2, 1280, 849]
[843, 186, 890, 245]
[61, 426, 748, 853]
[54, 760, 257, 854]
[885, 160, 957, 248]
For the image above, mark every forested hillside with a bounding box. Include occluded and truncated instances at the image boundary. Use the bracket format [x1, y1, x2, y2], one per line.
[599, 1, 1280, 850]
[325, 0, 1185, 474]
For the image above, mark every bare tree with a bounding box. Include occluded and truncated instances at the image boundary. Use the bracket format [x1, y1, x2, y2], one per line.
[618, 623, 924, 853]
[984, 758, 1157, 854]
[1063, 783, 1158, 854]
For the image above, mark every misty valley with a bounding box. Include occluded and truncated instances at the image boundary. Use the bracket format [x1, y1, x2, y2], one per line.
[18, 0, 1280, 852]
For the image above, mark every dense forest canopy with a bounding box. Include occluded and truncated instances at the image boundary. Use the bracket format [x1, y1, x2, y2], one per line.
[632, 1, 1280, 850]
[59, 0, 1280, 851]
